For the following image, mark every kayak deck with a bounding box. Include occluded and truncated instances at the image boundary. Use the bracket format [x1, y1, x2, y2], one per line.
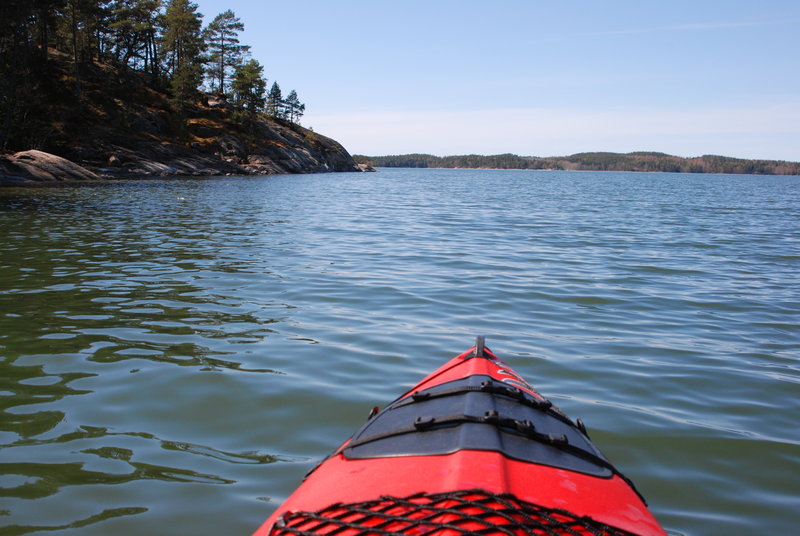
[254, 339, 666, 536]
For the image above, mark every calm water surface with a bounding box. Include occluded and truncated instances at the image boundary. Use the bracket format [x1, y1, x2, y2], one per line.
[0, 168, 798, 536]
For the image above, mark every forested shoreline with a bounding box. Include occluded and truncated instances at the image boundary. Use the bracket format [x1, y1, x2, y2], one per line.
[355, 152, 800, 176]
[0, 0, 304, 152]
[0, 1, 369, 183]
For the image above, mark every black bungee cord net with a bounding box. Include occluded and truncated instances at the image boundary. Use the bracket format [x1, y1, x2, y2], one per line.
[269, 488, 639, 536]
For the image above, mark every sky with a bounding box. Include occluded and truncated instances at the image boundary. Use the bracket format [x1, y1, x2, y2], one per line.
[192, 0, 800, 161]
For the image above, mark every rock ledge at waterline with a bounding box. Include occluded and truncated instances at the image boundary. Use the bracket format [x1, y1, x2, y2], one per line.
[1, 117, 371, 185]
[0, 50, 372, 185]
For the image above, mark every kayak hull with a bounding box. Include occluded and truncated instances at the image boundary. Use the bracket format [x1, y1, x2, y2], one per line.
[254, 343, 666, 536]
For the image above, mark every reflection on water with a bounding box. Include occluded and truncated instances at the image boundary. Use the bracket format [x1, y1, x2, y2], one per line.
[1, 507, 149, 536]
[1, 180, 304, 534]
[1, 171, 799, 536]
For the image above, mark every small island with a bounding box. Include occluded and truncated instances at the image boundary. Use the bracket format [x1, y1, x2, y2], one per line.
[0, 1, 366, 185]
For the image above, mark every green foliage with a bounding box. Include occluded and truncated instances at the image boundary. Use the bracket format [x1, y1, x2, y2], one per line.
[160, 0, 204, 79]
[231, 58, 266, 115]
[159, 0, 205, 116]
[0, 0, 298, 151]
[356, 153, 553, 170]
[0, 0, 66, 150]
[263, 84, 304, 123]
[107, 0, 162, 74]
[356, 153, 800, 176]
[204, 10, 248, 95]
[283, 90, 305, 124]
[169, 59, 202, 114]
[266, 81, 284, 119]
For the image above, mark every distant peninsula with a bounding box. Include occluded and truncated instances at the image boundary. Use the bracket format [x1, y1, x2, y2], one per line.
[354, 153, 800, 176]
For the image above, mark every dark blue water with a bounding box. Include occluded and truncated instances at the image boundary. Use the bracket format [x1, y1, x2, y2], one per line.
[1, 168, 798, 535]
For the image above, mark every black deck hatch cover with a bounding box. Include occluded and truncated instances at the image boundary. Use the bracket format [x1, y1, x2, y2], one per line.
[341, 375, 613, 478]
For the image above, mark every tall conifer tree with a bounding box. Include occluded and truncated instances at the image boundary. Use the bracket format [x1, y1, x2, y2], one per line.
[204, 10, 248, 95]
[160, 0, 204, 110]
[161, 0, 203, 77]
[232, 58, 266, 119]
[61, 0, 105, 96]
[108, 0, 161, 73]
[284, 90, 304, 123]
[266, 81, 284, 119]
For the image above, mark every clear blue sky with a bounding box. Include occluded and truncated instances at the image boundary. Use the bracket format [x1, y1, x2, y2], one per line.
[193, 0, 800, 160]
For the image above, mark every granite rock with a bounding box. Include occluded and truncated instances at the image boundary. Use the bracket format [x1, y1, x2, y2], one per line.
[0, 150, 100, 183]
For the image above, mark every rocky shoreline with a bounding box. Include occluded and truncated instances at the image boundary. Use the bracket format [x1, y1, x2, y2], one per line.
[1, 52, 375, 186]
[1, 118, 374, 186]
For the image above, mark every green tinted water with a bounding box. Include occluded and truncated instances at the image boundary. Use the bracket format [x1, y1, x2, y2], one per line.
[1, 169, 798, 535]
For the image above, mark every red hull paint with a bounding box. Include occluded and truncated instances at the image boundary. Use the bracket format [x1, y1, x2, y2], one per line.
[254, 344, 666, 536]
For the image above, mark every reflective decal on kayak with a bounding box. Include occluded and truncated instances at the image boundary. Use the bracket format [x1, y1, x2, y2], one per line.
[496, 367, 536, 393]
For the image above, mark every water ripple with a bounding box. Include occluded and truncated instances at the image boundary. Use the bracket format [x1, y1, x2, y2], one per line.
[1, 171, 798, 535]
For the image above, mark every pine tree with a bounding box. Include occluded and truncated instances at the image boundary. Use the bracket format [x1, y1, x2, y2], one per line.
[68, 0, 81, 95]
[1, 0, 39, 149]
[169, 59, 203, 112]
[266, 81, 284, 119]
[284, 89, 305, 123]
[231, 58, 266, 116]
[108, 0, 162, 73]
[204, 10, 248, 95]
[32, 0, 67, 62]
[61, 0, 106, 96]
[160, 0, 204, 111]
[160, 0, 204, 79]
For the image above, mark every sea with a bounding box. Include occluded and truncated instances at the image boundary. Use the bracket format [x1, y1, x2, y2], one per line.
[1, 168, 798, 536]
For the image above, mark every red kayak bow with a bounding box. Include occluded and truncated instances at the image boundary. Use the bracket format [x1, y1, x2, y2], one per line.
[254, 338, 666, 536]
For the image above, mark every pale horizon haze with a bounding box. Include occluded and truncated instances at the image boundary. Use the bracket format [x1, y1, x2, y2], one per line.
[192, 0, 800, 161]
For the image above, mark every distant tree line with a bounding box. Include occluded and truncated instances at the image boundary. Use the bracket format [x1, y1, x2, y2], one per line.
[0, 0, 304, 150]
[354, 152, 800, 176]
